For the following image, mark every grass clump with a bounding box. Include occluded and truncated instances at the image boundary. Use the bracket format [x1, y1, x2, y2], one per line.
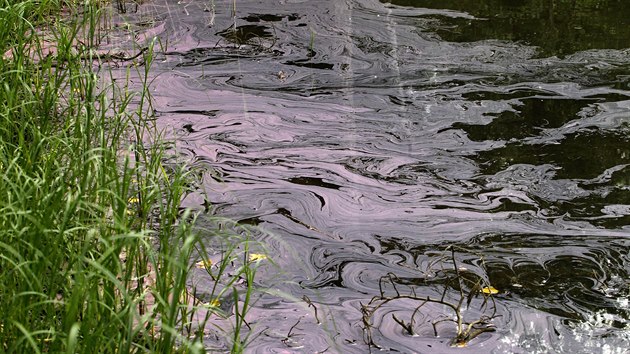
[0, 1, 260, 352]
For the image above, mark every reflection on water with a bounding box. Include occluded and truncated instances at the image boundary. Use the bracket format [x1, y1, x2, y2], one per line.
[476, 130, 630, 179]
[108, 0, 630, 352]
[452, 97, 601, 141]
[385, 0, 630, 57]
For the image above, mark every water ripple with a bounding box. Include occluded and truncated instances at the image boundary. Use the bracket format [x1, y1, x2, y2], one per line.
[120, 0, 630, 351]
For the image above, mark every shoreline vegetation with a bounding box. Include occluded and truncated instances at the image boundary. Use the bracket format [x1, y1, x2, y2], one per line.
[0, 1, 261, 352]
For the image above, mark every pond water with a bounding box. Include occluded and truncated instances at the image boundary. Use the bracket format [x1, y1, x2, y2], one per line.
[111, 0, 630, 352]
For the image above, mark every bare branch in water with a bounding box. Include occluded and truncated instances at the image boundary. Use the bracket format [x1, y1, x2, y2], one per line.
[361, 248, 500, 350]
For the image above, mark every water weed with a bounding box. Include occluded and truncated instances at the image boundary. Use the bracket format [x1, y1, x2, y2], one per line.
[361, 247, 498, 350]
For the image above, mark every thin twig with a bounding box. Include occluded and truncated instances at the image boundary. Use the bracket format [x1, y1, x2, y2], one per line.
[302, 295, 320, 324]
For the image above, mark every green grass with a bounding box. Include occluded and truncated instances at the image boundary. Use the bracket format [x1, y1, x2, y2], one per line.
[0, 1, 261, 352]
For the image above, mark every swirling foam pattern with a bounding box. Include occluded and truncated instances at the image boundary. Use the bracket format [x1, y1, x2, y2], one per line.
[114, 0, 630, 352]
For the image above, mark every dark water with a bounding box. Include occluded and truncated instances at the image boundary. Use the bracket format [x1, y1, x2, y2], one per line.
[109, 0, 630, 352]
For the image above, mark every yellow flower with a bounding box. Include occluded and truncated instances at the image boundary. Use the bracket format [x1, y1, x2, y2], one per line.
[481, 286, 499, 295]
[128, 197, 140, 204]
[204, 298, 220, 308]
[195, 260, 212, 269]
[249, 253, 268, 262]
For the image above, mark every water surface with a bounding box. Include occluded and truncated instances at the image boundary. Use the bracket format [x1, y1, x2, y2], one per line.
[109, 0, 630, 352]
